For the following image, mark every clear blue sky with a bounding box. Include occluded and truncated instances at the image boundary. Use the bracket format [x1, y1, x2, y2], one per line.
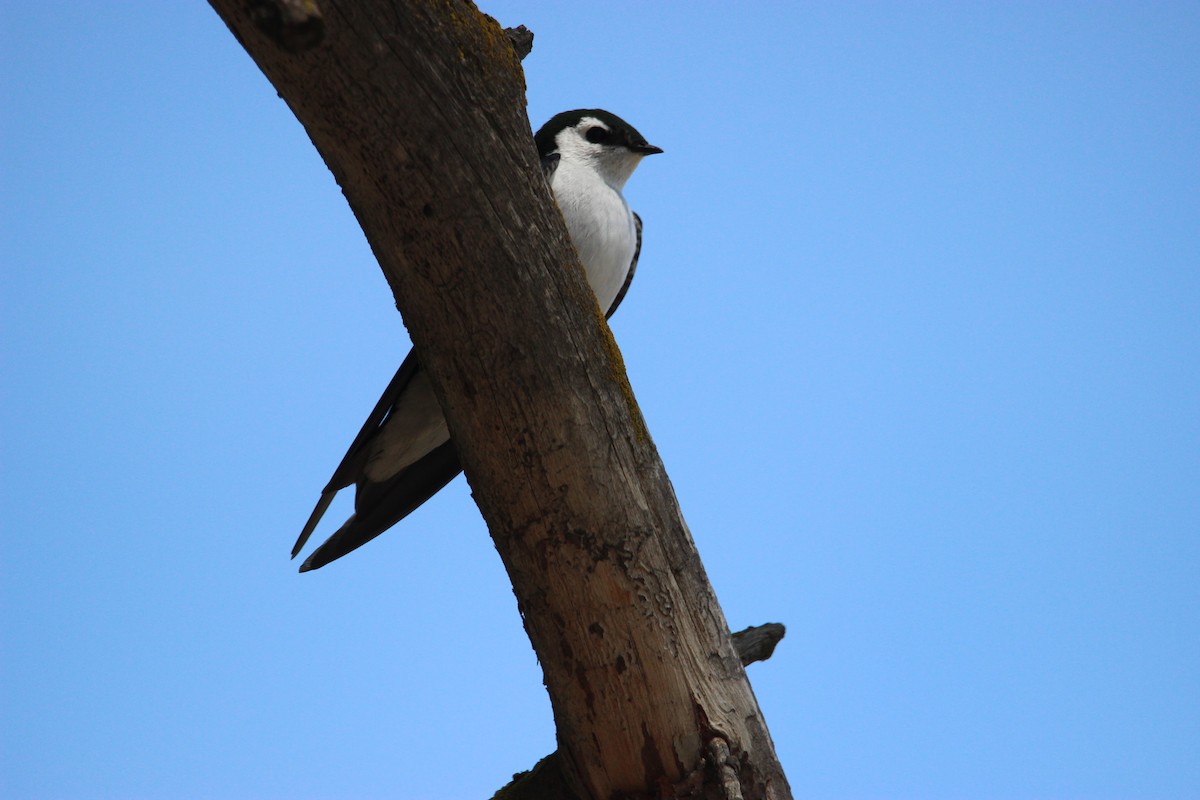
[3, 3, 1198, 798]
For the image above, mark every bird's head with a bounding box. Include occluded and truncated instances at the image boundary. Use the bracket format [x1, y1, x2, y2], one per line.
[535, 109, 662, 190]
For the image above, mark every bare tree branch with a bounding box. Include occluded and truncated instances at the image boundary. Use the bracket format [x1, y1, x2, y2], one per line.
[206, 2, 792, 798]
[495, 625, 787, 800]
[732, 623, 787, 667]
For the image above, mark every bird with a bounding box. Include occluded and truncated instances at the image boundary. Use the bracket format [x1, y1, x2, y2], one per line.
[292, 109, 662, 572]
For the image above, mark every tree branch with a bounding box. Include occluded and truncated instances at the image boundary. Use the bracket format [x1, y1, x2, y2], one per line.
[731, 623, 787, 667]
[494, 624, 787, 800]
[206, 2, 791, 798]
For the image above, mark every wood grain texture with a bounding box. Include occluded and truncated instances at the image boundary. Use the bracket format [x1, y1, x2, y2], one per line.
[206, 2, 792, 797]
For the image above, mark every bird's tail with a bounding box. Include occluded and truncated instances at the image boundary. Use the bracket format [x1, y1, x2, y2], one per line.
[291, 491, 335, 558]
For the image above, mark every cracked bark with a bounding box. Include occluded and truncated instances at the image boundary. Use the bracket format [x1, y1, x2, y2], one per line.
[206, 2, 792, 798]
[495, 624, 788, 800]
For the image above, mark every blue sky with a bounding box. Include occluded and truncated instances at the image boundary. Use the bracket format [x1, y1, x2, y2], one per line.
[3, 3, 1197, 798]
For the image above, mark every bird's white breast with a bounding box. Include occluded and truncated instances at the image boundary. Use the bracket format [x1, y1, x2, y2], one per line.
[550, 159, 637, 314]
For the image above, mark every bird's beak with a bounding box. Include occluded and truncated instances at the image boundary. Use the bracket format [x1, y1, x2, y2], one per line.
[631, 143, 664, 156]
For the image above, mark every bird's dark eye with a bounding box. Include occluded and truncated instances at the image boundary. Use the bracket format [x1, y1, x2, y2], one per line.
[585, 126, 610, 144]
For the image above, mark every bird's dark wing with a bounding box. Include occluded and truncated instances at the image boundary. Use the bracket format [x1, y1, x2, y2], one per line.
[299, 440, 462, 572]
[291, 349, 425, 557]
[605, 212, 641, 319]
[541, 152, 560, 183]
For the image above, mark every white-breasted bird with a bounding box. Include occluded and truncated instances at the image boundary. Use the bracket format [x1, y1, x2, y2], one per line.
[292, 109, 662, 571]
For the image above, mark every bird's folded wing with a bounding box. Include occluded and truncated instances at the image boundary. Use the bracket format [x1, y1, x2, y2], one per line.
[291, 349, 423, 557]
[299, 440, 462, 572]
[541, 152, 561, 183]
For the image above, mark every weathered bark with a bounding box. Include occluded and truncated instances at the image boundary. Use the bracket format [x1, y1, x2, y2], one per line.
[495, 624, 788, 800]
[206, 2, 792, 798]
